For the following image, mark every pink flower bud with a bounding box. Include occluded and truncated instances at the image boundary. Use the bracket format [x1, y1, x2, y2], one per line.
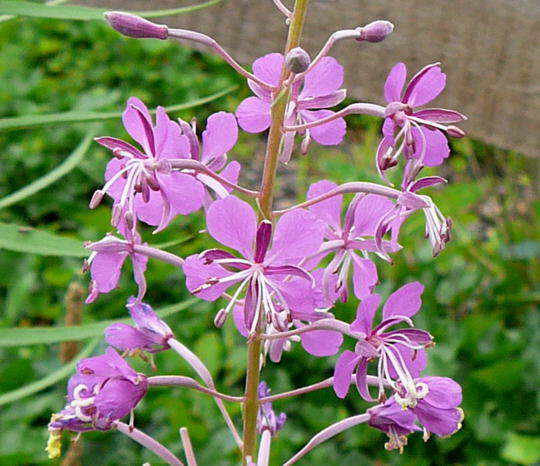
[357, 20, 394, 43]
[104, 12, 168, 40]
[214, 308, 229, 328]
[285, 47, 311, 73]
[89, 190, 104, 209]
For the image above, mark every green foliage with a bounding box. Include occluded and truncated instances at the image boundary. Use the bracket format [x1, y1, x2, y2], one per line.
[0, 12, 538, 466]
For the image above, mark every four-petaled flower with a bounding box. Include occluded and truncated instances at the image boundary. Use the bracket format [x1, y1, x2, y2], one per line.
[236, 53, 347, 162]
[183, 195, 326, 335]
[333, 282, 433, 400]
[257, 381, 287, 436]
[378, 62, 466, 176]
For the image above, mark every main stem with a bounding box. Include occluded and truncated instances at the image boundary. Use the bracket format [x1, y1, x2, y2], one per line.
[241, 1, 310, 463]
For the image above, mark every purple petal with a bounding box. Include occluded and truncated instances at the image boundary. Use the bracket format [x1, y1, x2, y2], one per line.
[414, 404, 463, 437]
[300, 328, 343, 357]
[384, 63, 407, 102]
[252, 53, 283, 87]
[301, 109, 346, 145]
[351, 254, 378, 299]
[89, 251, 127, 294]
[355, 358, 374, 401]
[95, 137, 146, 159]
[350, 293, 381, 335]
[298, 89, 346, 110]
[206, 196, 256, 258]
[383, 282, 424, 319]
[94, 378, 147, 421]
[201, 112, 238, 163]
[103, 158, 128, 201]
[274, 277, 318, 315]
[182, 254, 236, 301]
[158, 171, 205, 215]
[105, 323, 155, 351]
[333, 350, 360, 398]
[387, 345, 426, 378]
[264, 265, 313, 283]
[383, 328, 433, 346]
[413, 108, 466, 124]
[236, 96, 272, 133]
[232, 304, 249, 337]
[420, 376, 462, 408]
[408, 176, 447, 192]
[122, 98, 154, 155]
[266, 209, 325, 264]
[300, 57, 344, 98]
[307, 180, 343, 233]
[254, 220, 272, 263]
[133, 188, 166, 226]
[413, 126, 450, 167]
[157, 118, 191, 160]
[218, 161, 241, 194]
[132, 251, 148, 304]
[354, 194, 395, 237]
[403, 64, 446, 107]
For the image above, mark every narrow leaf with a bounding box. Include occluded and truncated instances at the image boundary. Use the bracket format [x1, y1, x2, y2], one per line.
[0, 223, 87, 257]
[0, 0, 222, 21]
[0, 298, 198, 347]
[0, 87, 236, 131]
[0, 338, 99, 407]
[0, 133, 94, 210]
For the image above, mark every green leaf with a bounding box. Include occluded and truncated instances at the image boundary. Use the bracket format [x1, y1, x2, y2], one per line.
[0, 86, 236, 131]
[0, 223, 87, 257]
[0, 133, 94, 210]
[0, 0, 222, 21]
[0, 338, 99, 407]
[0, 298, 197, 347]
[502, 433, 540, 465]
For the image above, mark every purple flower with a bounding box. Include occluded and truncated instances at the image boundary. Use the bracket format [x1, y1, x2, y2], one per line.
[183, 195, 326, 335]
[333, 283, 433, 400]
[368, 397, 421, 453]
[305, 180, 398, 302]
[48, 347, 147, 436]
[378, 62, 466, 174]
[94, 97, 206, 231]
[257, 382, 287, 436]
[236, 53, 346, 161]
[85, 222, 148, 304]
[394, 376, 464, 438]
[105, 297, 174, 356]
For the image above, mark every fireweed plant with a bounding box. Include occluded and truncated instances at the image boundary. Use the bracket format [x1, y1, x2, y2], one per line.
[46, 2, 467, 465]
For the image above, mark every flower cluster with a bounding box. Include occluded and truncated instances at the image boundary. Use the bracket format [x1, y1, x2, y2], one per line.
[47, 6, 466, 465]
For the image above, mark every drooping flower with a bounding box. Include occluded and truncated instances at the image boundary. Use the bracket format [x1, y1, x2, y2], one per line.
[394, 376, 464, 439]
[105, 297, 174, 357]
[182, 195, 326, 335]
[377, 62, 466, 175]
[367, 397, 421, 453]
[46, 347, 147, 458]
[236, 53, 346, 161]
[305, 180, 398, 302]
[257, 381, 287, 436]
[92, 97, 206, 231]
[84, 222, 149, 304]
[333, 282, 433, 400]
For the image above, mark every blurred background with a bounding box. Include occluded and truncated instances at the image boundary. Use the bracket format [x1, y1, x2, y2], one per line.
[0, 1, 538, 465]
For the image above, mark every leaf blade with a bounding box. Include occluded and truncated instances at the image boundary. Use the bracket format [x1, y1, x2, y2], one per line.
[0, 298, 198, 347]
[0, 133, 94, 210]
[0, 87, 236, 131]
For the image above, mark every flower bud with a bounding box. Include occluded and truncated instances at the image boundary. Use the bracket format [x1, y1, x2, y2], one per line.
[89, 190, 104, 209]
[357, 20, 394, 43]
[104, 12, 169, 40]
[214, 308, 229, 328]
[285, 47, 311, 74]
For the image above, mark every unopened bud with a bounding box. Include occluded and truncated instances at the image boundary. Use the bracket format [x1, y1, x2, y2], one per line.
[357, 20, 394, 43]
[285, 47, 311, 74]
[104, 12, 169, 40]
[446, 125, 465, 138]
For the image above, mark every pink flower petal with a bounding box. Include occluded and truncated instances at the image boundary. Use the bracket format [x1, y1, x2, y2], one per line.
[351, 254, 378, 299]
[90, 251, 127, 294]
[403, 65, 446, 107]
[333, 350, 360, 398]
[387, 345, 426, 379]
[159, 171, 205, 215]
[104, 158, 127, 201]
[382, 281, 424, 319]
[384, 63, 407, 102]
[354, 194, 395, 236]
[307, 180, 343, 233]
[300, 57, 344, 98]
[413, 108, 466, 124]
[267, 209, 325, 264]
[133, 188, 166, 226]
[413, 127, 450, 167]
[236, 97, 272, 133]
[206, 196, 257, 258]
[182, 255, 235, 301]
[301, 109, 346, 145]
[122, 97, 153, 154]
[297, 89, 347, 110]
[350, 293, 381, 335]
[218, 161, 241, 194]
[421, 376, 462, 408]
[301, 328, 343, 357]
[201, 112, 238, 163]
[252, 53, 283, 87]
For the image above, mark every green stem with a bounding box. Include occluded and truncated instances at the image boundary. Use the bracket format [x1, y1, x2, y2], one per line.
[241, 1, 311, 463]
